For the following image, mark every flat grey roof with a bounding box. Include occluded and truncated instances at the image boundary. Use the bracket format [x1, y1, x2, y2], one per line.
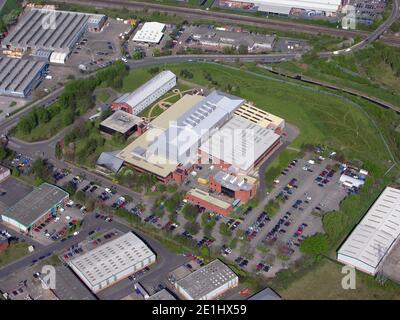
[200, 115, 281, 171]
[213, 170, 254, 192]
[0, 57, 47, 96]
[192, 26, 275, 48]
[100, 110, 142, 134]
[147, 288, 177, 300]
[1, 183, 69, 227]
[96, 151, 124, 173]
[176, 259, 237, 300]
[2, 8, 105, 53]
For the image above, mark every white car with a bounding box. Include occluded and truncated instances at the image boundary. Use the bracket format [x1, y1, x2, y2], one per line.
[73, 231, 79, 236]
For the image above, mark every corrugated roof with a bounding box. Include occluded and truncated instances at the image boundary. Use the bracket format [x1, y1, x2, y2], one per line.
[1, 183, 69, 227]
[69, 232, 155, 288]
[338, 187, 400, 273]
[176, 259, 238, 300]
[200, 115, 281, 171]
[114, 70, 176, 108]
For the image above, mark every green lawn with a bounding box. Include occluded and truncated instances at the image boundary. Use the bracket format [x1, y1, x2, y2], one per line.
[96, 90, 111, 103]
[0, 241, 29, 268]
[122, 69, 155, 93]
[270, 44, 400, 108]
[279, 258, 400, 300]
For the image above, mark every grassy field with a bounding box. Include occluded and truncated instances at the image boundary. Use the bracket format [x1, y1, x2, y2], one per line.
[269, 44, 400, 108]
[14, 109, 68, 142]
[280, 258, 400, 300]
[0, 241, 29, 268]
[156, 62, 397, 171]
[96, 90, 111, 103]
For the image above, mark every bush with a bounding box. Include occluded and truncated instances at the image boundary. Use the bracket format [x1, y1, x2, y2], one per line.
[300, 233, 329, 257]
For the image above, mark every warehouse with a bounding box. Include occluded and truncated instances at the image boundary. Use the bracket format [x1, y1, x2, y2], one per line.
[111, 70, 176, 115]
[219, 0, 342, 16]
[99, 110, 142, 138]
[132, 22, 166, 44]
[2, 8, 106, 60]
[68, 232, 156, 293]
[0, 183, 69, 233]
[337, 186, 400, 275]
[0, 57, 48, 98]
[185, 188, 233, 216]
[199, 115, 282, 172]
[210, 171, 257, 204]
[175, 259, 238, 300]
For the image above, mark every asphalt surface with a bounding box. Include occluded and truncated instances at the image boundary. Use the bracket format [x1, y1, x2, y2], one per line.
[53, 0, 400, 47]
[0, 208, 187, 294]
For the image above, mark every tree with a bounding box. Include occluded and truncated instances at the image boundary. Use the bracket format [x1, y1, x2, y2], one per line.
[164, 193, 182, 213]
[74, 190, 86, 203]
[55, 142, 63, 160]
[184, 221, 200, 235]
[182, 204, 199, 222]
[152, 48, 161, 57]
[300, 233, 329, 257]
[219, 223, 232, 237]
[238, 44, 248, 54]
[149, 67, 160, 75]
[0, 146, 7, 160]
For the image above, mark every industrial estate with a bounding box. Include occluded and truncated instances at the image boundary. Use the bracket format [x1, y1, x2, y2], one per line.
[0, 0, 399, 304]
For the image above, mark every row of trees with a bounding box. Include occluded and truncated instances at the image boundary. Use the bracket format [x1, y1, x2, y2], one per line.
[16, 61, 128, 136]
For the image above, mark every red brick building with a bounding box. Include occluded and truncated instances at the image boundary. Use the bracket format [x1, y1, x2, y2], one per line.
[185, 188, 233, 216]
[210, 171, 257, 204]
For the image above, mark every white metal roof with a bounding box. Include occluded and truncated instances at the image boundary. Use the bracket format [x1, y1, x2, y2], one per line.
[69, 232, 155, 288]
[176, 259, 238, 300]
[199, 115, 281, 171]
[150, 91, 245, 164]
[244, 0, 341, 13]
[132, 21, 166, 43]
[338, 187, 400, 274]
[114, 70, 176, 108]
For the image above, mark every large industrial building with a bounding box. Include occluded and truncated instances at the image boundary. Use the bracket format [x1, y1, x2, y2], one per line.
[219, 0, 342, 16]
[2, 8, 106, 62]
[337, 186, 400, 275]
[117, 90, 284, 185]
[175, 259, 238, 300]
[68, 232, 156, 293]
[0, 183, 69, 233]
[199, 115, 282, 172]
[132, 22, 166, 44]
[0, 57, 48, 98]
[111, 70, 176, 115]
